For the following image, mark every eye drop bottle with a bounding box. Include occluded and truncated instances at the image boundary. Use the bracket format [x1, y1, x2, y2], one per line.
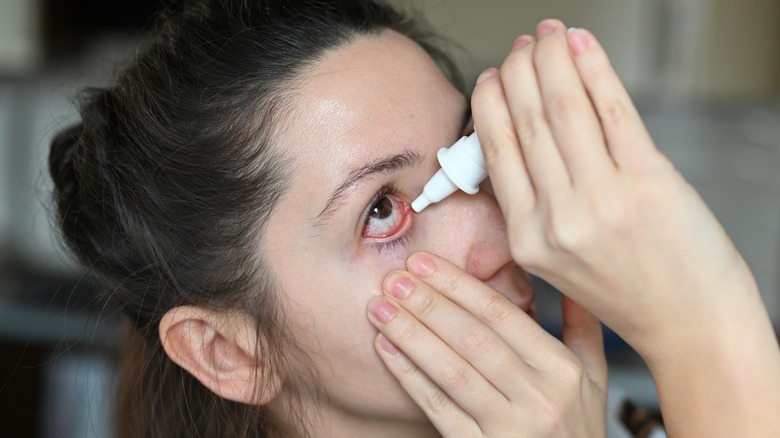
[411, 130, 487, 212]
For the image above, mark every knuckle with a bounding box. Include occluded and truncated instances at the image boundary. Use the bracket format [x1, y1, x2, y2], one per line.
[532, 43, 554, 67]
[525, 355, 587, 435]
[460, 324, 493, 356]
[581, 58, 613, 84]
[597, 97, 630, 126]
[394, 353, 419, 377]
[425, 387, 452, 415]
[558, 352, 585, 385]
[514, 111, 545, 147]
[544, 406, 567, 435]
[536, 408, 559, 434]
[415, 290, 437, 319]
[478, 127, 514, 165]
[481, 294, 514, 326]
[508, 229, 545, 271]
[478, 136, 501, 165]
[434, 270, 460, 298]
[535, 392, 572, 435]
[545, 215, 582, 250]
[527, 392, 560, 434]
[441, 361, 471, 389]
[547, 95, 578, 124]
[499, 50, 530, 79]
[548, 347, 586, 393]
[393, 318, 419, 344]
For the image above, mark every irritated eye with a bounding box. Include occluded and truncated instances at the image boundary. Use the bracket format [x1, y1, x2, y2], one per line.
[363, 195, 411, 239]
[370, 197, 393, 220]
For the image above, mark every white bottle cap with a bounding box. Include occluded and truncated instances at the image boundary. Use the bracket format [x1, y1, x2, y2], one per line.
[411, 130, 487, 213]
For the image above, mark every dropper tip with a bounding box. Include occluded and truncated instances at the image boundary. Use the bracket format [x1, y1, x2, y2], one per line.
[411, 194, 431, 213]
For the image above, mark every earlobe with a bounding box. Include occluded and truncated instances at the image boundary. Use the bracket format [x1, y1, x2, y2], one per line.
[159, 306, 281, 405]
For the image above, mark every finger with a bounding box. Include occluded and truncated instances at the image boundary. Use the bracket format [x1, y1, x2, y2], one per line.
[367, 295, 507, 420]
[561, 295, 608, 390]
[383, 270, 532, 403]
[532, 19, 614, 183]
[498, 34, 570, 199]
[567, 27, 658, 169]
[471, 67, 536, 219]
[373, 333, 480, 437]
[407, 252, 569, 371]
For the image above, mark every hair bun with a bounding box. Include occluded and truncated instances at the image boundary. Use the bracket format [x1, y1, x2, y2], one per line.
[49, 124, 83, 212]
[49, 122, 100, 267]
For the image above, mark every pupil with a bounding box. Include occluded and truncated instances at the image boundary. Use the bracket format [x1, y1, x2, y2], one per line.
[370, 197, 393, 219]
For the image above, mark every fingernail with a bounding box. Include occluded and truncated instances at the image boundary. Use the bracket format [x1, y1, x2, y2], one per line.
[537, 20, 557, 36]
[369, 297, 397, 323]
[388, 275, 413, 300]
[377, 333, 399, 354]
[476, 67, 496, 84]
[568, 28, 588, 55]
[408, 254, 434, 278]
[511, 35, 533, 50]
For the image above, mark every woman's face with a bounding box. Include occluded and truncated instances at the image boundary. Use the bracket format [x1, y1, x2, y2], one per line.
[262, 30, 534, 431]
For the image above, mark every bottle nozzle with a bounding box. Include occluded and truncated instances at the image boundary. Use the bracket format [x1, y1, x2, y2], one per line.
[411, 194, 432, 212]
[411, 131, 486, 213]
[411, 168, 457, 213]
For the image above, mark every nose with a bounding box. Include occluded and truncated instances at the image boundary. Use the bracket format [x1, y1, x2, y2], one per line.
[412, 185, 511, 281]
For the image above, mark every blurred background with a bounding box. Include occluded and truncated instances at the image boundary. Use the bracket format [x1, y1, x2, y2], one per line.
[1, 0, 779, 436]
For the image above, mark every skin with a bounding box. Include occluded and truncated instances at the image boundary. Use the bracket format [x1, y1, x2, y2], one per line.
[263, 29, 503, 434]
[472, 19, 780, 436]
[260, 30, 605, 436]
[161, 17, 780, 437]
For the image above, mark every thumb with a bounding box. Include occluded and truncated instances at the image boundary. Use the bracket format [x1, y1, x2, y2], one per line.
[561, 295, 608, 390]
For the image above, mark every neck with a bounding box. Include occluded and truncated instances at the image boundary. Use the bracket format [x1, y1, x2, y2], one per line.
[272, 391, 441, 438]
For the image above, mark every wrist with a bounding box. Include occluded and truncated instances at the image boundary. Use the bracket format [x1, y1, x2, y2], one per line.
[625, 265, 765, 364]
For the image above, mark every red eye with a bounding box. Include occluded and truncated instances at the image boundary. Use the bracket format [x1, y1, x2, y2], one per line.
[363, 195, 411, 239]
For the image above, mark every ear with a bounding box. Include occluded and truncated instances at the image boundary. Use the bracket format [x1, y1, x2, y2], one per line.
[159, 306, 281, 405]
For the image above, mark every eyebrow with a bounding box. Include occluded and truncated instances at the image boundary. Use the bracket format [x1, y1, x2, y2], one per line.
[314, 105, 472, 228]
[314, 150, 423, 227]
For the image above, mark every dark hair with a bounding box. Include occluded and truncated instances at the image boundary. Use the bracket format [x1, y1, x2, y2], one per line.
[48, 0, 461, 436]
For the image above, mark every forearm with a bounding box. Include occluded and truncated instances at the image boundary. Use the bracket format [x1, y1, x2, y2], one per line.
[642, 287, 780, 436]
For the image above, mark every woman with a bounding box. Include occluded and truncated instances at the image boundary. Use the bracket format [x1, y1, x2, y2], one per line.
[48, 0, 780, 436]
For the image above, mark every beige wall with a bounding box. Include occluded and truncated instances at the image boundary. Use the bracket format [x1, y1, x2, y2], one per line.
[0, 0, 43, 73]
[394, 0, 780, 101]
[688, 0, 780, 100]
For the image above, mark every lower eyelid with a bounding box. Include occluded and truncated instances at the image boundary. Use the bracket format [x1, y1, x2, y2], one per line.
[371, 225, 414, 254]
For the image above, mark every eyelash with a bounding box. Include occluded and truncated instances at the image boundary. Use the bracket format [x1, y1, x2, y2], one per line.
[372, 230, 413, 254]
[362, 184, 413, 254]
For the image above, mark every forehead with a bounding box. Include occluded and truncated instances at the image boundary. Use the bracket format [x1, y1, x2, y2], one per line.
[278, 30, 464, 186]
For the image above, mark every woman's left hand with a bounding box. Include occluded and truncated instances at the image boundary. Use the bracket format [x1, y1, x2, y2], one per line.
[367, 252, 607, 437]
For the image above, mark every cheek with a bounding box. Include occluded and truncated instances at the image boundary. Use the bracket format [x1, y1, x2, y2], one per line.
[272, 244, 410, 352]
[348, 244, 410, 269]
[403, 214, 469, 257]
[273, 250, 422, 409]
